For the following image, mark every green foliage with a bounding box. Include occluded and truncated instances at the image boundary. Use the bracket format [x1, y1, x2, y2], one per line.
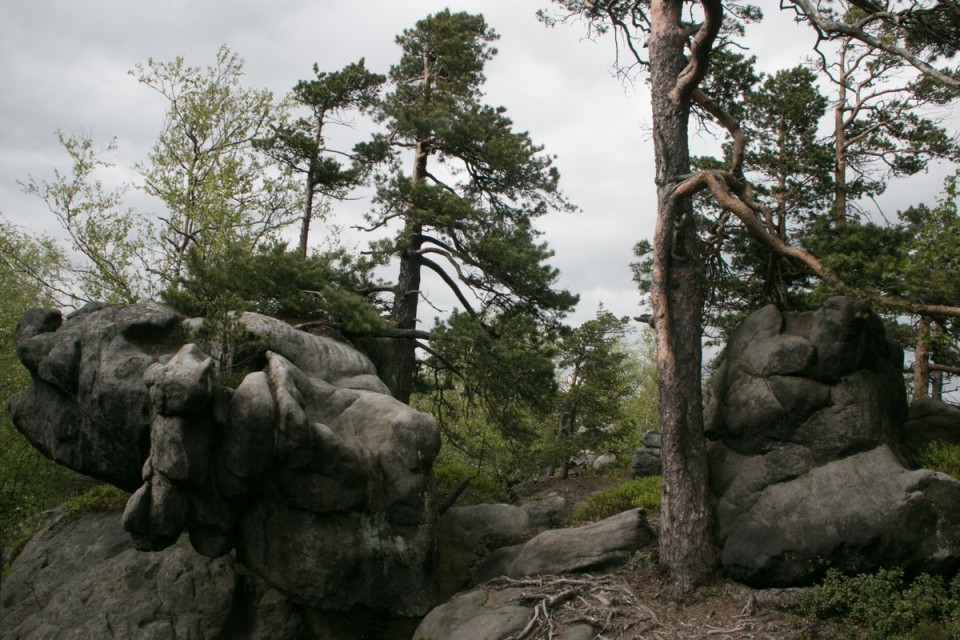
[257, 58, 386, 255]
[421, 307, 656, 492]
[0, 227, 98, 549]
[632, 60, 838, 345]
[433, 460, 510, 506]
[162, 240, 387, 334]
[415, 313, 557, 493]
[368, 10, 577, 402]
[426, 310, 559, 441]
[571, 476, 662, 523]
[808, 172, 960, 391]
[795, 568, 960, 640]
[621, 330, 659, 431]
[18, 131, 154, 305]
[551, 308, 643, 470]
[62, 484, 129, 520]
[133, 45, 298, 283]
[917, 442, 960, 478]
[899, 172, 960, 308]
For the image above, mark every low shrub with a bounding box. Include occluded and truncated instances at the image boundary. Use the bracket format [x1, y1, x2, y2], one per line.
[794, 568, 960, 639]
[63, 484, 129, 520]
[2, 483, 128, 580]
[434, 461, 510, 506]
[571, 475, 662, 522]
[917, 442, 960, 479]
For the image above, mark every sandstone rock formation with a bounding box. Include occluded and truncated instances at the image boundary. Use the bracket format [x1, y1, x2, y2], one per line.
[629, 430, 662, 478]
[904, 396, 960, 460]
[0, 510, 301, 640]
[414, 585, 535, 640]
[472, 508, 655, 583]
[707, 297, 960, 586]
[8, 303, 441, 616]
[437, 498, 566, 600]
[416, 511, 654, 640]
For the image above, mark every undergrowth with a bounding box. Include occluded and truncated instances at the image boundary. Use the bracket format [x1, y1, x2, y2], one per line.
[2, 483, 128, 580]
[794, 567, 960, 639]
[571, 475, 662, 522]
[918, 442, 960, 479]
[434, 461, 510, 506]
[62, 483, 129, 520]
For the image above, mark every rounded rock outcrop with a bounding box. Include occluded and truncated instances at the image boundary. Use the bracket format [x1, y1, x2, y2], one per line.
[707, 297, 960, 586]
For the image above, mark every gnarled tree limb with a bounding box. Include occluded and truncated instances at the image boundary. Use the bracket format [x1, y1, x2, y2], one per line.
[671, 0, 724, 104]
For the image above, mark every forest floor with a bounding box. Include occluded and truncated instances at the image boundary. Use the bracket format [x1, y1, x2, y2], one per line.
[512, 473, 815, 640]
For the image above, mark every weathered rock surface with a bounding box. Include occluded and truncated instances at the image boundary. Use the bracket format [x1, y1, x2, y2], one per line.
[707, 297, 960, 586]
[8, 304, 441, 616]
[0, 510, 301, 640]
[904, 397, 960, 460]
[630, 430, 662, 478]
[414, 583, 606, 640]
[414, 586, 533, 640]
[437, 498, 566, 600]
[473, 508, 655, 583]
[10, 303, 182, 491]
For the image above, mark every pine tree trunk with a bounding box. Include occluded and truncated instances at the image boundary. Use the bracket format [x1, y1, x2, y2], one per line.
[299, 176, 315, 259]
[832, 43, 849, 226]
[914, 315, 932, 400]
[649, 0, 719, 595]
[381, 142, 428, 404]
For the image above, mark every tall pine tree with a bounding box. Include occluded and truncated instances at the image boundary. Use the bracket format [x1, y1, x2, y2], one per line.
[366, 11, 577, 402]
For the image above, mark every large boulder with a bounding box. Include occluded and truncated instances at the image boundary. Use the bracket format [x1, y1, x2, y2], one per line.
[708, 297, 960, 586]
[437, 498, 566, 600]
[414, 586, 533, 640]
[8, 304, 441, 616]
[473, 508, 655, 583]
[630, 430, 662, 478]
[0, 510, 301, 640]
[904, 397, 960, 460]
[414, 572, 637, 640]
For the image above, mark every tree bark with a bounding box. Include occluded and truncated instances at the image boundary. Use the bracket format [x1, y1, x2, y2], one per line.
[648, 0, 719, 594]
[832, 42, 849, 226]
[932, 370, 944, 401]
[914, 315, 932, 400]
[381, 141, 428, 404]
[299, 173, 315, 259]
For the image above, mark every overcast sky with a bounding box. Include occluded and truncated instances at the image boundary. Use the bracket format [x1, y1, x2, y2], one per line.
[1, 1, 955, 326]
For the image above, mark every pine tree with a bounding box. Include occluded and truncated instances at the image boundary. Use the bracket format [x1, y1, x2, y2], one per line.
[366, 10, 577, 402]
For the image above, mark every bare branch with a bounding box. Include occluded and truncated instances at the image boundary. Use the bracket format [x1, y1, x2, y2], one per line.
[674, 168, 960, 319]
[787, 0, 960, 88]
[691, 89, 746, 175]
[418, 255, 478, 317]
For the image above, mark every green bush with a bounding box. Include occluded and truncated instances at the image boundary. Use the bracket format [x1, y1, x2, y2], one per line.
[63, 484, 129, 520]
[571, 475, 662, 522]
[917, 442, 960, 479]
[795, 568, 960, 640]
[434, 461, 510, 506]
[2, 483, 127, 580]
